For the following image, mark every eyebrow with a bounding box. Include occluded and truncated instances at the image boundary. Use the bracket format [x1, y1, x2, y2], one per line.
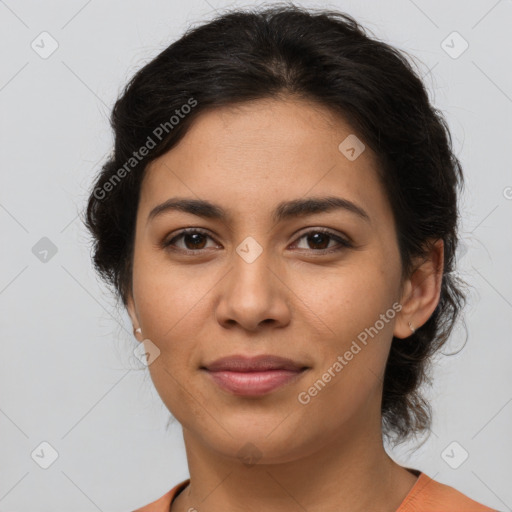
[147, 195, 370, 225]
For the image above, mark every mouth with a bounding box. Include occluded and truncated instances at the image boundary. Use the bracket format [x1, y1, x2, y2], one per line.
[200, 354, 310, 396]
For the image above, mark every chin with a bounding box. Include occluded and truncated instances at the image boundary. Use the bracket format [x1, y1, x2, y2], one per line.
[194, 423, 316, 466]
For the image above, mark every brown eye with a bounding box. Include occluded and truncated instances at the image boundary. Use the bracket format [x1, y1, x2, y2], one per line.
[293, 229, 353, 253]
[181, 233, 207, 250]
[164, 229, 218, 252]
[305, 232, 330, 250]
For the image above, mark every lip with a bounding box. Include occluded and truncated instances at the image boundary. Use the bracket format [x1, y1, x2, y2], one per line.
[201, 355, 309, 396]
[203, 354, 307, 372]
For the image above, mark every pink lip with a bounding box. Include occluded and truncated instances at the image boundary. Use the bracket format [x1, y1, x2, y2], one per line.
[205, 369, 307, 396]
[201, 354, 309, 396]
[203, 354, 307, 372]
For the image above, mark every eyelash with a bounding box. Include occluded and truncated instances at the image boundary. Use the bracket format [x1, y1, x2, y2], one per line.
[163, 228, 353, 255]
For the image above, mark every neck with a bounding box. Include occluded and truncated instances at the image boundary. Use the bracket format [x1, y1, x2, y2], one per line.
[171, 401, 418, 512]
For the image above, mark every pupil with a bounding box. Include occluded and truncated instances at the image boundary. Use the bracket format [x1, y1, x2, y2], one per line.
[186, 233, 206, 249]
[309, 233, 329, 249]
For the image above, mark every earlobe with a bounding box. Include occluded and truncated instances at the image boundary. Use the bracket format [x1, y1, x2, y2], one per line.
[394, 239, 444, 339]
[126, 293, 143, 341]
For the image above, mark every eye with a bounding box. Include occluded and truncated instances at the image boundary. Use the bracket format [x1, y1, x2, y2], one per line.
[163, 228, 220, 253]
[163, 227, 353, 255]
[291, 229, 353, 253]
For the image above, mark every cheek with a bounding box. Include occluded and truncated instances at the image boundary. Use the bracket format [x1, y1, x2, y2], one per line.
[292, 260, 398, 407]
[133, 269, 208, 425]
[293, 257, 399, 344]
[132, 247, 215, 344]
[130, 257, 211, 414]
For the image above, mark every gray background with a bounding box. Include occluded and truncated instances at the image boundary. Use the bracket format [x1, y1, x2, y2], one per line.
[1, 0, 511, 510]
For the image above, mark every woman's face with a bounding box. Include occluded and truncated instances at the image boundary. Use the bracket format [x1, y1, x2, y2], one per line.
[127, 97, 406, 462]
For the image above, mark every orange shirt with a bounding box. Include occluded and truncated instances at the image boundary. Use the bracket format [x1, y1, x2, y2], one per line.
[133, 471, 498, 511]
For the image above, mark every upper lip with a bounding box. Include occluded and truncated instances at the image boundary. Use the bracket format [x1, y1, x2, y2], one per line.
[202, 355, 308, 372]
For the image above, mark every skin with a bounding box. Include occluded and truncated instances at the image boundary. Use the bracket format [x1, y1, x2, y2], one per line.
[126, 96, 443, 512]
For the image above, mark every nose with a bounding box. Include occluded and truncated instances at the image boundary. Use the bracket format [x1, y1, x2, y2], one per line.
[214, 245, 292, 332]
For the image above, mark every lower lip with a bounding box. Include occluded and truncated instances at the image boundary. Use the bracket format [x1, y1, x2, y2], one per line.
[204, 369, 307, 396]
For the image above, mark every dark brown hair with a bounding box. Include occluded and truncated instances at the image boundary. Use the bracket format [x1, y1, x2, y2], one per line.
[83, 3, 465, 446]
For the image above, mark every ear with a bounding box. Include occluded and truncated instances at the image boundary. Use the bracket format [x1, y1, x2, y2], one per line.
[126, 292, 143, 342]
[394, 239, 444, 339]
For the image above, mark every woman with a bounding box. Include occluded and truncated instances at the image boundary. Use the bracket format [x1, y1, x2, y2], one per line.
[85, 4, 498, 511]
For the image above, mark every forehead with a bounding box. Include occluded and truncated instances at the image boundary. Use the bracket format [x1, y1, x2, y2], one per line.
[164, 97, 362, 165]
[139, 97, 390, 226]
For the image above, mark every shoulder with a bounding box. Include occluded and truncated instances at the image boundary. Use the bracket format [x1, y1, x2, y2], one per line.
[132, 479, 190, 512]
[131, 473, 498, 511]
[397, 472, 498, 512]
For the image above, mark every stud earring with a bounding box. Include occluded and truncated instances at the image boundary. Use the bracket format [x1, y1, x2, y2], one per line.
[408, 321, 415, 333]
[135, 327, 142, 335]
